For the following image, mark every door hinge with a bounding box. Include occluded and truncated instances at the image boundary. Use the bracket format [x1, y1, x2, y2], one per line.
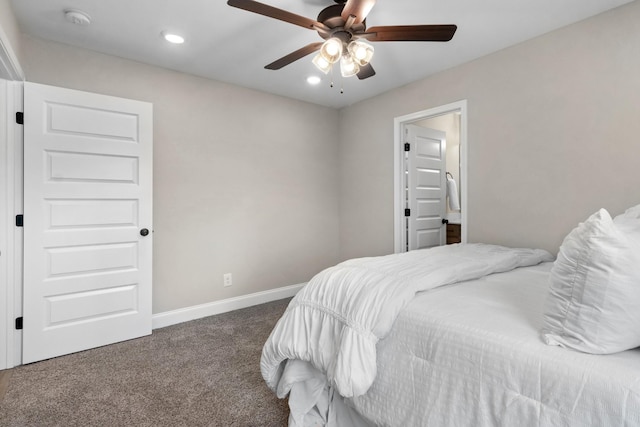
[404, 142, 410, 152]
[405, 208, 411, 217]
[15, 317, 23, 330]
[16, 112, 24, 125]
[16, 214, 23, 227]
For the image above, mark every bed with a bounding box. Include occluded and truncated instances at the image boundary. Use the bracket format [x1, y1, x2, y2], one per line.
[261, 207, 640, 426]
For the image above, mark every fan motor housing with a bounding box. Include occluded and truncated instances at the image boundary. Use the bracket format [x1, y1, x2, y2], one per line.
[317, 4, 345, 28]
[317, 4, 366, 40]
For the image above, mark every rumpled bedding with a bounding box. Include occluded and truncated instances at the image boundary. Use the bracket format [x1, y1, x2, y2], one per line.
[261, 244, 554, 399]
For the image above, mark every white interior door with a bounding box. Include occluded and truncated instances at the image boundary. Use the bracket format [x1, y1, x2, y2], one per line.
[406, 124, 446, 251]
[22, 82, 153, 364]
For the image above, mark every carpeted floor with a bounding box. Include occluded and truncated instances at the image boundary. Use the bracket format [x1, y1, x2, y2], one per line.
[0, 298, 291, 426]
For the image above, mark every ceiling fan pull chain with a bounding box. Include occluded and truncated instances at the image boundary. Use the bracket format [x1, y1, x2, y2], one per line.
[330, 66, 335, 88]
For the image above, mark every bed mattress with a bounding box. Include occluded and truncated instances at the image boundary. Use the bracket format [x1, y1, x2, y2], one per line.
[348, 262, 640, 426]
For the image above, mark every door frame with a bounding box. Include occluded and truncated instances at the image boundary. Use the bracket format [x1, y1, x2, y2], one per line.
[0, 24, 25, 369]
[393, 100, 468, 253]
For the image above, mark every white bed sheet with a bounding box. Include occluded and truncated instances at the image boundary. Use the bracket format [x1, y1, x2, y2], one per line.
[348, 262, 640, 426]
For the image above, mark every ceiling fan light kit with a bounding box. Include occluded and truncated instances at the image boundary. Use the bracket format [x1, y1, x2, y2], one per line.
[339, 54, 360, 77]
[311, 36, 374, 77]
[312, 53, 333, 74]
[320, 37, 343, 62]
[227, 0, 456, 82]
[348, 39, 374, 66]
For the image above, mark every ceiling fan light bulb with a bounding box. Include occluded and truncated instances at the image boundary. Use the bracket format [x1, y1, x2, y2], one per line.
[312, 53, 332, 74]
[326, 43, 339, 56]
[320, 38, 343, 64]
[347, 40, 374, 66]
[340, 54, 360, 78]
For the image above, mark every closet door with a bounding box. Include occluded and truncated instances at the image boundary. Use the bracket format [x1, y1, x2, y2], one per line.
[22, 82, 153, 363]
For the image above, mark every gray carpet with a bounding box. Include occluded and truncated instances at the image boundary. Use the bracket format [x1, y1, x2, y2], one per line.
[0, 298, 291, 426]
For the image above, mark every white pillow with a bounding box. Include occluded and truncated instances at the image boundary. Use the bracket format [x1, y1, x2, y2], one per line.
[617, 203, 640, 220]
[541, 208, 640, 354]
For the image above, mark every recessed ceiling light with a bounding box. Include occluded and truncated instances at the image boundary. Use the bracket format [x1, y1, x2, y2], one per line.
[307, 76, 321, 85]
[162, 32, 185, 44]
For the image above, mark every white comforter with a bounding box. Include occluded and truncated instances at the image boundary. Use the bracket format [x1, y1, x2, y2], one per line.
[352, 263, 640, 426]
[261, 244, 554, 399]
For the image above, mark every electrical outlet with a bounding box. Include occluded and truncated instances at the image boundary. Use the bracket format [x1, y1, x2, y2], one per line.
[223, 273, 232, 287]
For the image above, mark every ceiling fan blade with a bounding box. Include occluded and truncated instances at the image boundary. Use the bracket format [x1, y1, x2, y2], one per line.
[357, 63, 375, 80]
[227, 0, 325, 30]
[265, 42, 323, 70]
[363, 25, 457, 42]
[341, 0, 376, 25]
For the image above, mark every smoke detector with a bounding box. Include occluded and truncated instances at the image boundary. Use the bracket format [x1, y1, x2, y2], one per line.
[64, 9, 91, 26]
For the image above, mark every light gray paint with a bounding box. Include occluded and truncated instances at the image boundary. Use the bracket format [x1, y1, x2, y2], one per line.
[338, 0, 640, 259]
[19, 34, 340, 313]
[0, 0, 23, 75]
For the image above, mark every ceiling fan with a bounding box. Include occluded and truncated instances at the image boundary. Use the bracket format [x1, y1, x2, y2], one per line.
[227, 0, 457, 80]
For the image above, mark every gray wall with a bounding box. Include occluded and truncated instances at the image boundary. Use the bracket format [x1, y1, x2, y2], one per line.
[0, 0, 23, 70]
[19, 34, 340, 313]
[338, 0, 640, 259]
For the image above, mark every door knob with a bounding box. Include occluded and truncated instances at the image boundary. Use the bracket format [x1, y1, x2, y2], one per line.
[442, 219, 449, 225]
[140, 228, 150, 236]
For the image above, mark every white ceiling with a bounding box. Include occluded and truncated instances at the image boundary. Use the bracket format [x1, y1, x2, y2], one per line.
[10, 0, 634, 108]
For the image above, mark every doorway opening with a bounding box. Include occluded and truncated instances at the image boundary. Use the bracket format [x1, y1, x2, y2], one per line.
[393, 100, 468, 253]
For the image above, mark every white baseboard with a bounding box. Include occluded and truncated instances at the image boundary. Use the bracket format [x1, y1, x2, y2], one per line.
[152, 282, 305, 330]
